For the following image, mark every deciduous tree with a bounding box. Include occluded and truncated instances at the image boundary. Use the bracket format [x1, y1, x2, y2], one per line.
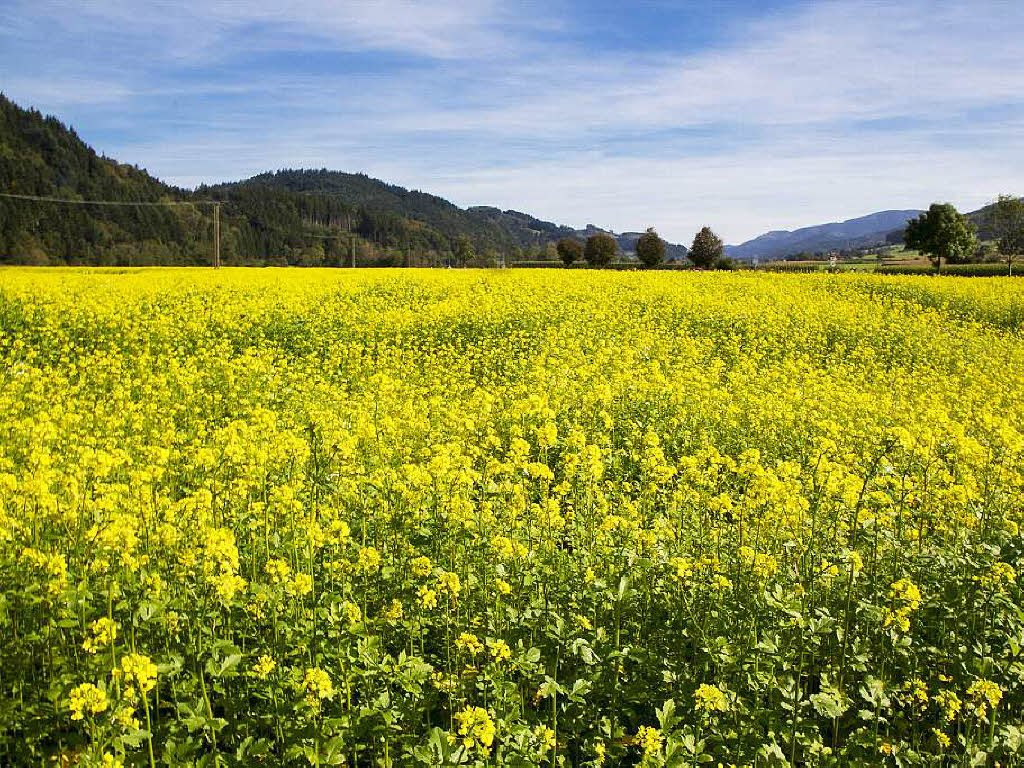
[689, 226, 724, 269]
[556, 237, 583, 266]
[986, 194, 1024, 275]
[584, 233, 617, 267]
[636, 228, 666, 268]
[904, 203, 976, 272]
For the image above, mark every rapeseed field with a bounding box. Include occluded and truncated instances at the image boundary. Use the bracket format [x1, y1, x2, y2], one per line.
[1, 268, 1022, 766]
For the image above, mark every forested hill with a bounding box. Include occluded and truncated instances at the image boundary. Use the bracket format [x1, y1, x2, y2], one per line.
[204, 169, 580, 264]
[0, 94, 595, 266]
[0, 94, 205, 264]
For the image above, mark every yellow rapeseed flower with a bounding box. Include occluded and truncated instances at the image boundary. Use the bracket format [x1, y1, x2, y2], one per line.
[695, 683, 729, 713]
[454, 706, 495, 754]
[120, 653, 158, 694]
[82, 617, 118, 654]
[68, 683, 108, 720]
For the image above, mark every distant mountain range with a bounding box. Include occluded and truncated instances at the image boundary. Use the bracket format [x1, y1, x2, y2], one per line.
[725, 210, 923, 261]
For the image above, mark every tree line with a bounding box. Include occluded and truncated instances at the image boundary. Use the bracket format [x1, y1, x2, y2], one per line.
[5, 95, 1023, 272]
[554, 226, 734, 269]
[0, 95, 578, 267]
[905, 197, 1024, 274]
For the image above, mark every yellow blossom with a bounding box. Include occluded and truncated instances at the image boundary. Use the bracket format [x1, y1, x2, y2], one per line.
[120, 653, 157, 694]
[287, 573, 313, 597]
[437, 571, 461, 599]
[357, 546, 381, 573]
[534, 723, 556, 751]
[83, 617, 118, 654]
[456, 632, 484, 656]
[695, 683, 729, 713]
[68, 683, 108, 720]
[303, 667, 334, 705]
[636, 725, 663, 761]
[967, 679, 1002, 719]
[266, 558, 291, 584]
[486, 638, 512, 662]
[251, 655, 276, 679]
[454, 706, 495, 754]
[418, 585, 438, 609]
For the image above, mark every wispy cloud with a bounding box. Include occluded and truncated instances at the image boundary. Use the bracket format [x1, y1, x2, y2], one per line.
[5, 0, 537, 63]
[2, 0, 1022, 242]
[423, 125, 1024, 242]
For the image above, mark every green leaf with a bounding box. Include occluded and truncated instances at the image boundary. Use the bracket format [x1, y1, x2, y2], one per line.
[810, 691, 849, 719]
[657, 698, 678, 730]
[213, 653, 241, 678]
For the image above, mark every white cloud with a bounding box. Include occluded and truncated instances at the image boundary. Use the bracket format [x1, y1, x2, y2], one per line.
[138, 117, 1024, 243]
[3, 0, 1023, 243]
[1, 77, 134, 107]
[10, 0, 532, 62]
[408, 127, 1024, 243]
[363, 0, 1023, 138]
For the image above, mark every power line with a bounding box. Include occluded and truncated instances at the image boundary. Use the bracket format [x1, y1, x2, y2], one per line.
[0, 192, 223, 206]
[0, 192, 224, 268]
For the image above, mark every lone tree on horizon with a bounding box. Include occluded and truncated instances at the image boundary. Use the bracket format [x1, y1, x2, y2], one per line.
[584, 233, 618, 267]
[556, 237, 583, 266]
[689, 226, 724, 268]
[986, 194, 1024, 275]
[904, 203, 976, 272]
[636, 227, 666, 268]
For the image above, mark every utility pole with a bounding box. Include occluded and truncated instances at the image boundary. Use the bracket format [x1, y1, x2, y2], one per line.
[213, 203, 221, 268]
[0, 192, 226, 268]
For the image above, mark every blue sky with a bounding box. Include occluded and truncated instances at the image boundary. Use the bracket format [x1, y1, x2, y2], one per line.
[1, 0, 1023, 243]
